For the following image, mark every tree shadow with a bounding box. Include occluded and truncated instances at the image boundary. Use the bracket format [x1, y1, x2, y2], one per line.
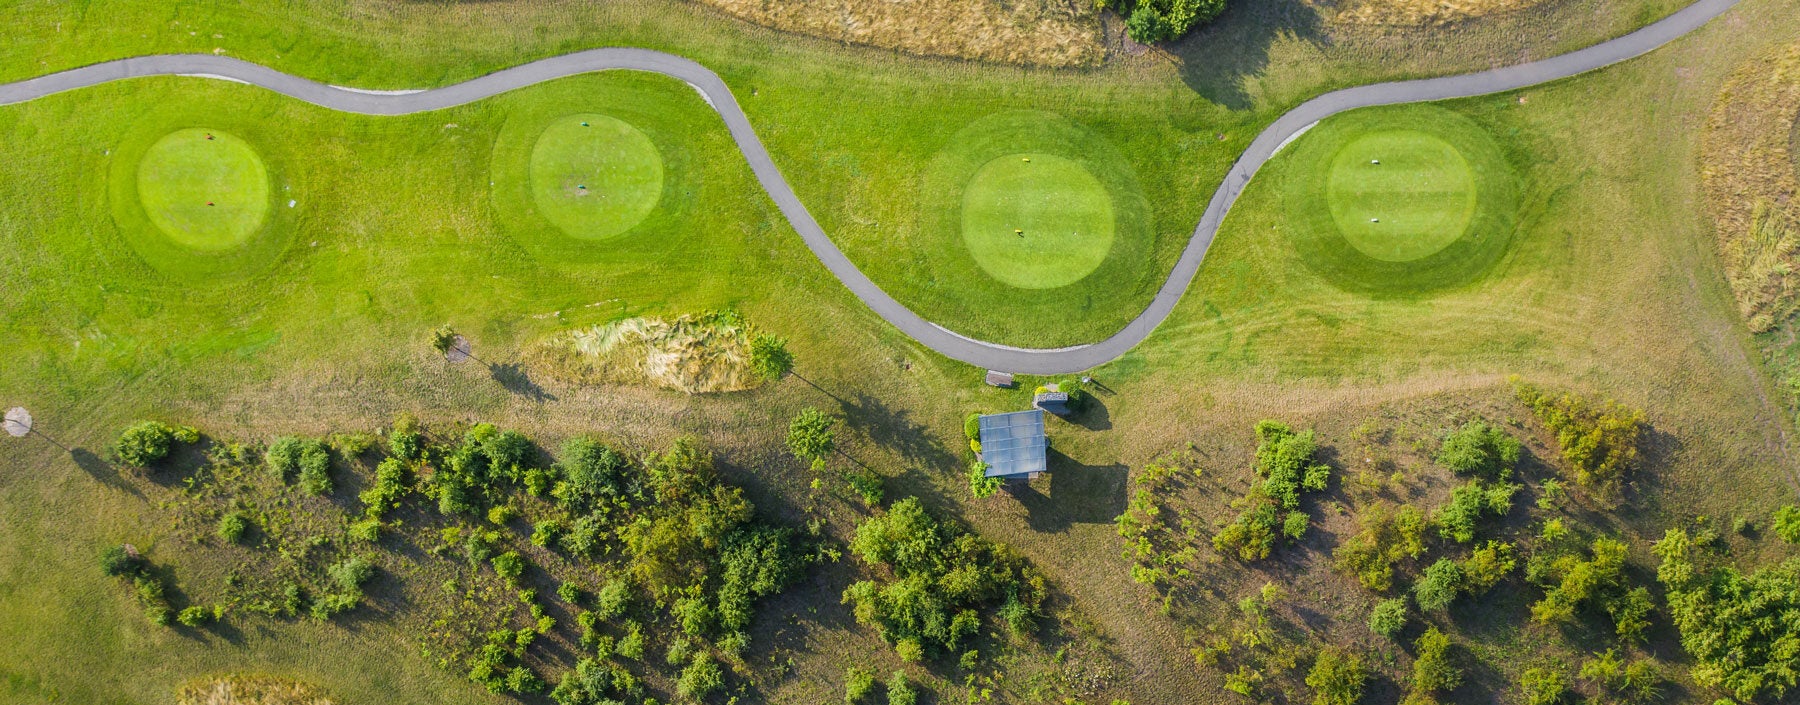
[70, 447, 142, 498]
[1166, 0, 1326, 111]
[841, 392, 960, 472]
[490, 362, 557, 402]
[1013, 448, 1129, 533]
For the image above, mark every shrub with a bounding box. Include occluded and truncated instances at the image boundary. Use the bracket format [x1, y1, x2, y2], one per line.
[115, 421, 179, 466]
[555, 437, 632, 510]
[177, 605, 212, 627]
[329, 556, 376, 592]
[310, 593, 359, 620]
[845, 666, 876, 704]
[1519, 667, 1570, 705]
[846, 469, 885, 507]
[1654, 528, 1800, 701]
[1609, 586, 1654, 645]
[505, 666, 545, 694]
[1306, 648, 1368, 705]
[1513, 379, 1644, 504]
[1282, 510, 1309, 540]
[557, 581, 582, 604]
[146, 605, 174, 626]
[750, 333, 794, 382]
[1580, 650, 1661, 705]
[1530, 537, 1626, 626]
[389, 414, 424, 461]
[1414, 559, 1465, 612]
[1369, 597, 1408, 638]
[963, 413, 982, 441]
[616, 623, 644, 660]
[887, 671, 918, 705]
[1461, 541, 1516, 595]
[217, 511, 250, 543]
[1774, 505, 1800, 543]
[99, 544, 141, 577]
[1436, 480, 1516, 543]
[348, 518, 381, 543]
[1215, 421, 1332, 561]
[787, 407, 837, 469]
[491, 551, 526, 585]
[532, 520, 565, 548]
[1112, 0, 1227, 43]
[1411, 627, 1462, 693]
[359, 458, 410, 518]
[487, 505, 518, 525]
[1437, 419, 1521, 479]
[593, 579, 630, 620]
[267, 437, 331, 494]
[676, 653, 724, 699]
[1335, 504, 1428, 591]
[968, 462, 1001, 499]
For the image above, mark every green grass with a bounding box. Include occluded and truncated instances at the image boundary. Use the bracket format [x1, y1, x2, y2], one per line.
[135, 128, 271, 251]
[1279, 104, 1519, 294]
[961, 153, 1116, 289]
[527, 113, 664, 241]
[1325, 130, 1474, 262]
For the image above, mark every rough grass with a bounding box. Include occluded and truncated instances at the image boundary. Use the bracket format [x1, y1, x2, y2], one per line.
[527, 313, 759, 393]
[1699, 39, 1800, 333]
[688, 0, 1108, 68]
[1309, 0, 1552, 26]
[177, 675, 334, 705]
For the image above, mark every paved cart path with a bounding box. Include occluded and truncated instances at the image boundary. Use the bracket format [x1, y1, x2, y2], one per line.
[0, 0, 1738, 373]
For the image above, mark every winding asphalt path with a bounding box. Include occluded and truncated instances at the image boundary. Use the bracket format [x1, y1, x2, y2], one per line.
[0, 0, 1739, 374]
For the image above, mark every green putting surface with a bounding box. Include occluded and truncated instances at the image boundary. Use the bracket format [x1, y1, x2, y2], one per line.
[528, 113, 663, 240]
[961, 153, 1116, 289]
[1326, 131, 1475, 263]
[1280, 104, 1519, 294]
[136, 128, 270, 250]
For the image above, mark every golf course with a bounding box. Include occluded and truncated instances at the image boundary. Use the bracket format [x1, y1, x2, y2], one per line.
[3, 0, 1800, 703]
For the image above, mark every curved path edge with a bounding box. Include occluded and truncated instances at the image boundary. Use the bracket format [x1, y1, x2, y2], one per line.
[0, 0, 1739, 374]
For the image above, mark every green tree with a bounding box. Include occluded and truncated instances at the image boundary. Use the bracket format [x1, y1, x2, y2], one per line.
[1773, 505, 1800, 543]
[887, 671, 917, 705]
[1369, 597, 1409, 638]
[217, 511, 250, 543]
[1306, 648, 1367, 705]
[115, 420, 183, 466]
[1415, 559, 1465, 612]
[1513, 379, 1644, 504]
[1462, 541, 1516, 594]
[1437, 419, 1522, 479]
[1519, 667, 1570, 705]
[750, 333, 794, 382]
[845, 666, 876, 704]
[1411, 627, 1462, 693]
[1654, 528, 1800, 701]
[787, 407, 838, 471]
[968, 462, 1001, 499]
[430, 325, 458, 355]
[676, 652, 724, 699]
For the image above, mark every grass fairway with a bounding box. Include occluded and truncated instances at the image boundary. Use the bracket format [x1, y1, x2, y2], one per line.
[136, 129, 271, 251]
[961, 153, 1115, 288]
[527, 113, 664, 240]
[1280, 104, 1518, 294]
[1326, 131, 1474, 262]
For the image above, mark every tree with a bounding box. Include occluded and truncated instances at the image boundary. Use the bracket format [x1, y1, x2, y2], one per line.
[1112, 0, 1229, 43]
[430, 325, 458, 355]
[750, 333, 794, 382]
[1369, 597, 1409, 638]
[1438, 419, 1522, 479]
[886, 671, 917, 705]
[1414, 559, 1465, 612]
[115, 420, 187, 466]
[1654, 528, 1800, 701]
[676, 653, 724, 699]
[845, 666, 876, 704]
[1462, 541, 1516, 595]
[1519, 667, 1570, 705]
[1513, 379, 1644, 504]
[787, 407, 837, 471]
[1773, 505, 1800, 543]
[1436, 480, 1516, 543]
[1306, 648, 1368, 705]
[1411, 627, 1462, 693]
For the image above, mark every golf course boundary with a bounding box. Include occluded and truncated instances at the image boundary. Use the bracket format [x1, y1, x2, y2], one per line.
[0, 0, 1741, 373]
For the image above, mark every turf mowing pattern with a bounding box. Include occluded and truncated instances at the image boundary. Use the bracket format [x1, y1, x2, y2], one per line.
[136, 128, 270, 250]
[961, 153, 1115, 289]
[527, 113, 664, 240]
[1280, 104, 1518, 294]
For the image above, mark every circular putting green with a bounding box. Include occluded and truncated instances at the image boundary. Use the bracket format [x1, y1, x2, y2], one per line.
[528, 113, 664, 240]
[1326, 131, 1475, 262]
[1281, 104, 1519, 294]
[136, 128, 271, 250]
[961, 153, 1116, 289]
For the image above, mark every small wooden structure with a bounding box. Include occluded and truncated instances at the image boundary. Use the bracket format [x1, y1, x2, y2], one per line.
[984, 370, 1015, 388]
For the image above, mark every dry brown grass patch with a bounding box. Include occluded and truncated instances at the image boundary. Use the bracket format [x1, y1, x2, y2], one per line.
[689, 0, 1107, 68]
[177, 675, 334, 705]
[1306, 0, 1551, 26]
[526, 313, 759, 394]
[1700, 40, 1800, 332]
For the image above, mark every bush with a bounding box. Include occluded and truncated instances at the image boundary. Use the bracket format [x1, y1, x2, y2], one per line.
[177, 605, 212, 627]
[505, 666, 545, 694]
[787, 407, 837, 469]
[1774, 505, 1800, 543]
[1580, 650, 1661, 705]
[1461, 541, 1516, 595]
[846, 469, 885, 507]
[99, 544, 141, 577]
[217, 511, 250, 543]
[968, 462, 1001, 499]
[1519, 667, 1570, 705]
[348, 518, 381, 543]
[329, 556, 376, 592]
[557, 581, 582, 604]
[359, 458, 410, 518]
[115, 421, 180, 466]
[1436, 480, 1516, 543]
[1655, 528, 1800, 701]
[1215, 421, 1332, 561]
[1437, 420, 1522, 480]
[676, 653, 724, 699]
[487, 504, 519, 525]
[1414, 559, 1465, 612]
[1335, 504, 1428, 591]
[845, 666, 876, 704]
[1282, 510, 1309, 540]
[1514, 379, 1644, 504]
[594, 579, 630, 620]
[1369, 597, 1408, 638]
[1306, 648, 1368, 705]
[532, 520, 565, 548]
[555, 437, 632, 510]
[963, 413, 982, 441]
[267, 437, 331, 494]
[389, 414, 424, 461]
[887, 671, 918, 705]
[1114, 0, 1228, 43]
[310, 592, 359, 620]
[1411, 627, 1462, 693]
[750, 333, 794, 382]
[491, 551, 526, 585]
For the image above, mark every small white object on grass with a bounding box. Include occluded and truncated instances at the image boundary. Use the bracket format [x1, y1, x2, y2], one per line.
[288, 200, 296, 208]
[3, 407, 31, 438]
[1371, 159, 1380, 165]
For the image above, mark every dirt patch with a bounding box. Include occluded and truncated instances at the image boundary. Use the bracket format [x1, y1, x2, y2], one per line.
[1699, 40, 1800, 333]
[1305, 0, 1551, 26]
[526, 311, 759, 394]
[689, 0, 1107, 68]
[177, 675, 334, 705]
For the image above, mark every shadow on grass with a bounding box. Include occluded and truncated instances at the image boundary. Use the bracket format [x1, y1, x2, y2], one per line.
[1013, 448, 1128, 533]
[491, 362, 557, 402]
[70, 447, 142, 498]
[1165, 0, 1325, 111]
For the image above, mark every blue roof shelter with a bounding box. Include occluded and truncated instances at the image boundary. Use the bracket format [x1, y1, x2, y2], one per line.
[977, 410, 1047, 479]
